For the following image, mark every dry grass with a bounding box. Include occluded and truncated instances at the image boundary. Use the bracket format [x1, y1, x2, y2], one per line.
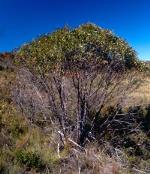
[128, 76, 150, 107]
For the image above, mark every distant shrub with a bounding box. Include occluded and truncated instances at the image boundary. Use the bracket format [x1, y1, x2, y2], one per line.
[0, 52, 14, 70]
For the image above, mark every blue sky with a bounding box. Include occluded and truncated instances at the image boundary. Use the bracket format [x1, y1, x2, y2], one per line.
[0, 0, 150, 60]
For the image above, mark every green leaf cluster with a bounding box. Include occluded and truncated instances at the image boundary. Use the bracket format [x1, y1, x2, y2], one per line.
[15, 23, 139, 72]
[16, 150, 45, 169]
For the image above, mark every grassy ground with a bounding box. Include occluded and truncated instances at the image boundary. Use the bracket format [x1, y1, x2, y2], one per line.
[129, 76, 150, 106]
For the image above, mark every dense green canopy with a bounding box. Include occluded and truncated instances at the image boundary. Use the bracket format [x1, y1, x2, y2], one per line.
[15, 23, 140, 72]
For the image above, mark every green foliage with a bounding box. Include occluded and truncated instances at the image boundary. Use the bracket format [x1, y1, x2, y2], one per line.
[15, 23, 139, 73]
[16, 150, 45, 170]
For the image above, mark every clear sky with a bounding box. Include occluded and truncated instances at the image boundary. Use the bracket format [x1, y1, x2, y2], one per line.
[0, 0, 150, 60]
